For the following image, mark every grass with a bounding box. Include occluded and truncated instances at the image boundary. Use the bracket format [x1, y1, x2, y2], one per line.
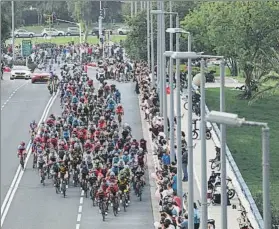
[206, 88, 279, 209]
[7, 35, 126, 46]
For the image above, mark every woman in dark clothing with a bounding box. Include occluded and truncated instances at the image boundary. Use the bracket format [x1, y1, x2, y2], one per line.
[135, 80, 140, 94]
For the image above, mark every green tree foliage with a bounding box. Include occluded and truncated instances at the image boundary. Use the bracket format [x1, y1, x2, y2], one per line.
[1, 4, 11, 42]
[181, 2, 279, 98]
[123, 2, 196, 61]
[250, 48, 279, 103]
[124, 11, 149, 61]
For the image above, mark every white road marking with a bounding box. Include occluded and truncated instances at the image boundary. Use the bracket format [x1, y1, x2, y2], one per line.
[0, 91, 59, 227]
[77, 213, 82, 222]
[76, 190, 84, 229]
[1, 82, 29, 110]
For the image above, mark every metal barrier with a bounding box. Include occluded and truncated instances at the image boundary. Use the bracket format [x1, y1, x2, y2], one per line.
[205, 105, 264, 229]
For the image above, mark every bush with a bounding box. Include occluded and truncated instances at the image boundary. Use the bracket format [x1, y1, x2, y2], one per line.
[253, 191, 279, 226]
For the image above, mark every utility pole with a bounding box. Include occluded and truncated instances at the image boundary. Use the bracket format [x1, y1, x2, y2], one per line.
[12, 1, 15, 61]
[130, 1, 133, 17]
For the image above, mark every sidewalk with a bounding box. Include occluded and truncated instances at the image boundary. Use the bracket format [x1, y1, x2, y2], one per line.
[169, 89, 241, 229]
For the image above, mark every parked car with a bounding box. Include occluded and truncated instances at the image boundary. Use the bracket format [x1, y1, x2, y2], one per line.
[66, 27, 80, 36]
[10, 65, 31, 80]
[117, 27, 130, 35]
[14, 29, 35, 38]
[31, 70, 50, 83]
[91, 27, 112, 36]
[41, 28, 65, 37]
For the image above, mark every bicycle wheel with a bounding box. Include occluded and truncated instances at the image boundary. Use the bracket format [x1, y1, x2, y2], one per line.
[113, 199, 118, 216]
[228, 189, 236, 199]
[123, 195, 126, 212]
[211, 161, 217, 170]
[206, 131, 212, 140]
[139, 187, 142, 201]
[102, 202, 106, 221]
[192, 131, 199, 140]
[183, 101, 188, 110]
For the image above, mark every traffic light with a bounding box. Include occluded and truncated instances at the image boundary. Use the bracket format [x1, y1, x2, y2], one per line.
[100, 37, 104, 44]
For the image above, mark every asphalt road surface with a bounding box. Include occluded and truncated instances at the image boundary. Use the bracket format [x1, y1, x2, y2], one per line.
[1, 73, 51, 207]
[1, 68, 154, 229]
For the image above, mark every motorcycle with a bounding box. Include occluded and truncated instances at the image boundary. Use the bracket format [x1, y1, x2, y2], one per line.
[205, 70, 216, 83]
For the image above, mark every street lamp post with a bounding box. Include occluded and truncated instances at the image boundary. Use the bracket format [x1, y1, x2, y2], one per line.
[160, 2, 167, 136]
[150, 4, 155, 87]
[170, 51, 223, 229]
[147, 1, 150, 69]
[199, 56, 223, 229]
[12, 1, 15, 61]
[206, 111, 271, 229]
[130, 1, 133, 17]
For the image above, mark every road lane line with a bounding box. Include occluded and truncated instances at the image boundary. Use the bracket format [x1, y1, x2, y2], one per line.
[0, 94, 53, 216]
[1, 91, 59, 227]
[1, 82, 29, 111]
[77, 214, 82, 222]
[76, 190, 84, 229]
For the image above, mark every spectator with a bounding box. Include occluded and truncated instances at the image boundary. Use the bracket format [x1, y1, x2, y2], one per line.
[182, 150, 188, 182]
[194, 202, 200, 229]
[162, 151, 171, 166]
[171, 171, 177, 193]
[176, 213, 189, 229]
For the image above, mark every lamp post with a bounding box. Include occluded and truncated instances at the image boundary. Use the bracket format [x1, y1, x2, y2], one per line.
[151, 7, 163, 116]
[146, 1, 150, 69]
[12, 1, 15, 61]
[199, 56, 224, 229]
[206, 111, 271, 229]
[170, 51, 222, 229]
[130, 1, 133, 17]
[151, 9, 182, 137]
[150, 4, 155, 87]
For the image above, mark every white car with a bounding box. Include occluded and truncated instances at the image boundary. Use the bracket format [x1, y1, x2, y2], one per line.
[117, 27, 130, 35]
[41, 28, 65, 37]
[10, 65, 31, 80]
[14, 29, 35, 38]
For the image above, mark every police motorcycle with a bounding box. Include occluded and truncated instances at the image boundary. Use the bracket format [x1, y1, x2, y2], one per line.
[96, 65, 106, 84]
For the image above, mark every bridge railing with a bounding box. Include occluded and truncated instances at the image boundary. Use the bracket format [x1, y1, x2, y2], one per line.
[205, 104, 264, 229]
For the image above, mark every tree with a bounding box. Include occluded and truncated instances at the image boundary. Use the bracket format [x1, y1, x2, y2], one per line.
[250, 48, 279, 103]
[123, 2, 197, 61]
[124, 11, 150, 61]
[1, 9, 11, 42]
[181, 2, 279, 99]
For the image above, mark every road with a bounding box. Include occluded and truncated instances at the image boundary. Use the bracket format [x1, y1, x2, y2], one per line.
[1, 68, 154, 229]
[1, 72, 51, 207]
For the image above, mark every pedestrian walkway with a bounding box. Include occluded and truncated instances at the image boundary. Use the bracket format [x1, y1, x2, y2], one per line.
[168, 90, 241, 229]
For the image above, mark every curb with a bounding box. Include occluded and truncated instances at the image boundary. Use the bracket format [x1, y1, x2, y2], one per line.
[137, 94, 161, 227]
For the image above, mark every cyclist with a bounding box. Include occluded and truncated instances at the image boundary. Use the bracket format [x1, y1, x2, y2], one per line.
[96, 188, 108, 215]
[118, 173, 130, 206]
[58, 161, 69, 189]
[17, 141, 27, 162]
[30, 120, 38, 133]
[115, 104, 124, 115]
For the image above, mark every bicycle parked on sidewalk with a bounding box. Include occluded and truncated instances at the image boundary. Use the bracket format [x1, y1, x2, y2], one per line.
[209, 146, 221, 171]
[192, 118, 212, 140]
[235, 197, 254, 229]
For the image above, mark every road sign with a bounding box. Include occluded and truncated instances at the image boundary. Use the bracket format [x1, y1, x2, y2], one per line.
[21, 40, 32, 57]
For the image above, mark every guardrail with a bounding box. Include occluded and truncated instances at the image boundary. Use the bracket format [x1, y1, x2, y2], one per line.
[205, 104, 264, 229]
